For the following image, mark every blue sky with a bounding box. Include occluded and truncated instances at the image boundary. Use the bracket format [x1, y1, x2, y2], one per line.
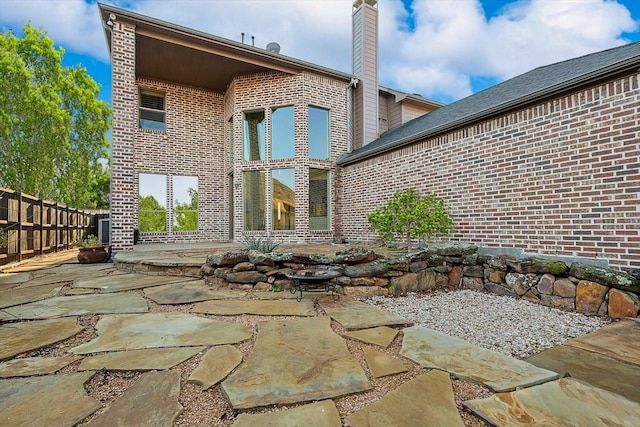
[2, 0, 639, 108]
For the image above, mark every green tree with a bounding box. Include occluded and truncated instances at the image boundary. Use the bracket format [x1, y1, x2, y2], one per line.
[139, 195, 166, 232]
[174, 188, 198, 231]
[0, 24, 110, 208]
[367, 188, 454, 252]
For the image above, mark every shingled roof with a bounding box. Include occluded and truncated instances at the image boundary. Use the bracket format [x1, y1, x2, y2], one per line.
[338, 41, 640, 166]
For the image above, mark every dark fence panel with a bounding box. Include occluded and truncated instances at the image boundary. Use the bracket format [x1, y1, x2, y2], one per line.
[0, 188, 106, 266]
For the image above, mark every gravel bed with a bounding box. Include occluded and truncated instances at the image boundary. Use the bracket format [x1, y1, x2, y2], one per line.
[364, 289, 610, 359]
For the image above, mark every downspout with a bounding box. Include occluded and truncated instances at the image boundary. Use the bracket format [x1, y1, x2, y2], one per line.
[347, 77, 359, 153]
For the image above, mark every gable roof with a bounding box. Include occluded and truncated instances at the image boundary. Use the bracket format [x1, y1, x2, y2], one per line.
[338, 41, 640, 166]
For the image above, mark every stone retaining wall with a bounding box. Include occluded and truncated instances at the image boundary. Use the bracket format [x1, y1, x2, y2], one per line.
[201, 243, 640, 320]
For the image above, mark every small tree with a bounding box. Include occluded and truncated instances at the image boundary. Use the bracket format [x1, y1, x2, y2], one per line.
[367, 188, 454, 251]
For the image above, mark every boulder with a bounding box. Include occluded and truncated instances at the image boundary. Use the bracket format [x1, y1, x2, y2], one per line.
[507, 258, 567, 275]
[463, 265, 484, 278]
[522, 290, 541, 304]
[226, 271, 267, 284]
[486, 269, 506, 284]
[253, 282, 272, 291]
[233, 262, 255, 272]
[333, 248, 376, 265]
[409, 261, 428, 273]
[486, 255, 512, 271]
[540, 295, 575, 311]
[200, 264, 215, 276]
[448, 266, 462, 287]
[207, 251, 248, 267]
[214, 267, 233, 279]
[344, 261, 388, 278]
[417, 269, 437, 291]
[425, 254, 446, 268]
[342, 286, 389, 298]
[607, 289, 640, 319]
[461, 277, 484, 291]
[462, 253, 479, 266]
[432, 242, 477, 256]
[392, 273, 418, 296]
[536, 274, 555, 295]
[384, 258, 410, 272]
[484, 282, 518, 298]
[553, 278, 576, 298]
[505, 273, 538, 296]
[247, 250, 275, 266]
[289, 253, 332, 265]
[575, 280, 609, 315]
[570, 262, 639, 292]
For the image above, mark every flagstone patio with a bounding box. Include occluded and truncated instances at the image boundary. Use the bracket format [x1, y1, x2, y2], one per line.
[1, 249, 639, 426]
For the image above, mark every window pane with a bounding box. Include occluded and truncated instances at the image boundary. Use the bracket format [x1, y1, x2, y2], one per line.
[272, 169, 295, 230]
[173, 176, 198, 232]
[309, 169, 329, 230]
[139, 173, 167, 232]
[140, 92, 166, 131]
[309, 107, 329, 160]
[271, 106, 295, 159]
[243, 111, 265, 161]
[243, 171, 265, 231]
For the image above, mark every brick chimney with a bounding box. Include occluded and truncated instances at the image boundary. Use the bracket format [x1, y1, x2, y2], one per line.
[352, 0, 379, 149]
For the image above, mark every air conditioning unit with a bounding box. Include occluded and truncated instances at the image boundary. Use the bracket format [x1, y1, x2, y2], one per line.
[98, 219, 111, 246]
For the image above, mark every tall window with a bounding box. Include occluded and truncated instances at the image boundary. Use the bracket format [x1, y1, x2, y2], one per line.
[272, 169, 295, 230]
[271, 106, 295, 159]
[228, 118, 234, 166]
[309, 106, 329, 160]
[243, 111, 265, 161]
[139, 90, 166, 131]
[173, 176, 198, 232]
[243, 170, 265, 230]
[309, 169, 329, 230]
[139, 174, 167, 232]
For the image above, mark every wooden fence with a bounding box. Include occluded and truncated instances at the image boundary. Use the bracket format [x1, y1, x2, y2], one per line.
[0, 188, 107, 266]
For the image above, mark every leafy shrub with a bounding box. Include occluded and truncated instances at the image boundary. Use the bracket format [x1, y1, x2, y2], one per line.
[0, 230, 7, 249]
[367, 188, 454, 251]
[72, 234, 102, 248]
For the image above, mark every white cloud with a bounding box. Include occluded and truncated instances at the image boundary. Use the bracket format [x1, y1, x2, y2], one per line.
[0, 0, 637, 103]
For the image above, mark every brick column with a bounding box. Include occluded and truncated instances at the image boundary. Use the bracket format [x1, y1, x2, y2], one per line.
[109, 21, 137, 250]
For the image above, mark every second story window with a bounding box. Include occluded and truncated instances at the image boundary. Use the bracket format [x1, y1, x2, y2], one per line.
[271, 106, 295, 159]
[309, 106, 329, 160]
[243, 110, 265, 161]
[139, 91, 166, 131]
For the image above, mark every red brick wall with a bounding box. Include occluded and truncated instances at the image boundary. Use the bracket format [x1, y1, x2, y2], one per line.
[339, 73, 640, 268]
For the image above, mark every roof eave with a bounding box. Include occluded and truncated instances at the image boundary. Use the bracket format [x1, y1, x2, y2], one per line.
[337, 60, 640, 166]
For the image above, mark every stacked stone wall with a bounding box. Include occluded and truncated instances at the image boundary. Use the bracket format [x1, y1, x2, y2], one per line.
[338, 73, 640, 268]
[200, 243, 640, 320]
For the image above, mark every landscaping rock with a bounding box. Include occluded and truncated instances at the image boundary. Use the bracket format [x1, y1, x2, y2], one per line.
[384, 258, 410, 272]
[344, 261, 388, 278]
[333, 248, 376, 265]
[506, 273, 538, 296]
[200, 264, 215, 276]
[410, 261, 428, 273]
[507, 258, 567, 275]
[540, 295, 575, 311]
[289, 253, 332, 265]
[607, 289, 640, 319]
[523, 290, 541, 304]
[462, 277, 484, 291]
[254, 282, 272, 291]
[392, 273, 418, 296]
[484, 282, 518, 298]
[256, 265, 273, 273]
[486, 269, 506, 284]
[570, 262, 639, 292]
[448, 266, 462, 287]
[537, 274, 555, 295]
[226, 271, 267, 284]
[214, 267, 233, 278]
[342, 286, 389, 297]
[486, 255, 511, 271]
[233, 262, 255, 272]
[553, 278, 576, 298]
[433, 242, 477, 256]
[417, 269, 437, 291]
[425, 254, 446, 267]
[575, 280, 609, 315]
[247, 250, 275, 266]
[462, 253, 479, 266]
[207, 251, 248, 267]
[463, 265, 484, 278]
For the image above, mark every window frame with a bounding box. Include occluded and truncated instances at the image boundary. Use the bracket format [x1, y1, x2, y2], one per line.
[139, 89, 166, 132]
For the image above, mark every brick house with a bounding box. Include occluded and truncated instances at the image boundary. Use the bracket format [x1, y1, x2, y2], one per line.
[99, 2, 640, 268]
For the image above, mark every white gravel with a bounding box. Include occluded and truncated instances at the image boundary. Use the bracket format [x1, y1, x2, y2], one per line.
[364, 289, 609, 359]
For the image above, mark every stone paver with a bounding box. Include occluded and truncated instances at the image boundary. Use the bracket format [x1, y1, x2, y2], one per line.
[86, 370, 182, 427]
[188, 345, 242, 389]
[527, 344, 640, 403]
[363, 347, 411, 378]
[233, 400, 342, 427]
[192, 299, 316, 316]
[0, 282, 63, 308]
[72, 312, 252, 354]
[400, 326, 558, 392]
[347, 370, 464, 427]
[0, 292, 148, 320]
[0, 317, 83, 360]
[0, 272, 31, 285]
[565, 318, 640, 366]
[0, 356, 81, 378]
[144, 281, 246, 304]
[0, 372, 100, 426]
[464, 377, 640, 426]
[74, 273, 188, 292]
[320, 298, 412, 330]
[222, 317, 371, 409]
[78, 347, 206, 371]
[343, 326, 399, 348]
